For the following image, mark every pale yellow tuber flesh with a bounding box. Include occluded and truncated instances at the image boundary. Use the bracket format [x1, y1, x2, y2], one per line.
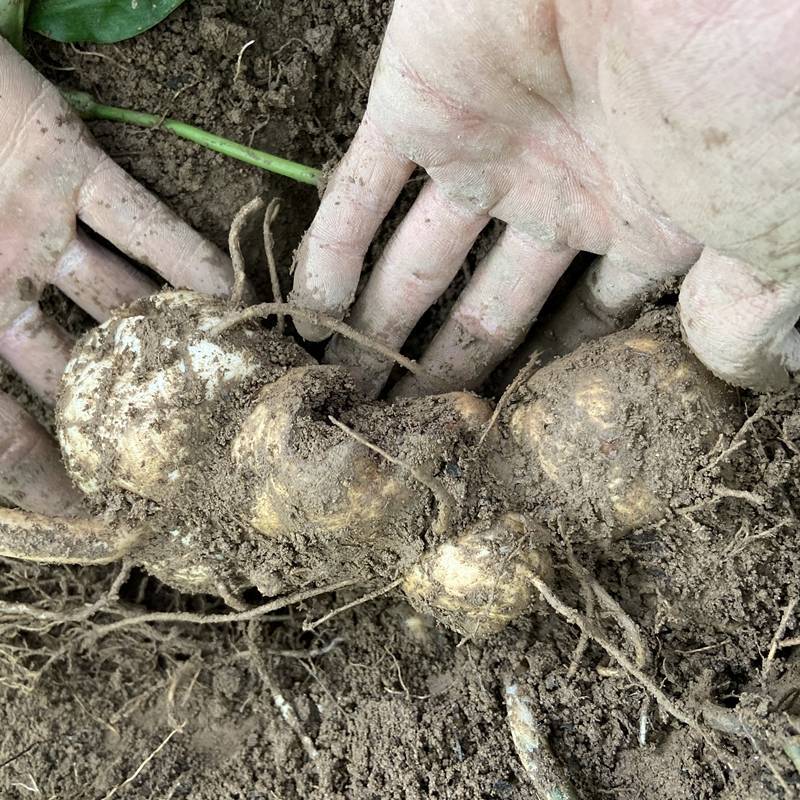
[0, 295, 742, 637]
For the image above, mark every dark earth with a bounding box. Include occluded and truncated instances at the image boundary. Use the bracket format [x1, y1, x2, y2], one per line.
[1, 1, 799, 798]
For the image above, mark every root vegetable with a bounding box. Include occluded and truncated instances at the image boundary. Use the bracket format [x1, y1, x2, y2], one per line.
[57, 290, 312, 501]
[231, 364, 417, 540]
[401, 513, 553, 638]
[498, 324, 740, 530]
[0, 292, 741, 637]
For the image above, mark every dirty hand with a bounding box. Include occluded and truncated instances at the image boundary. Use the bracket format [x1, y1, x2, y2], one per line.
[290, 0, 800, 397]
[0, 38, 232, 515]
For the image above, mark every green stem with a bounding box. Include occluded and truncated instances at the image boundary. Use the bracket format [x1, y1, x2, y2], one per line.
[62, 89, 321, 186]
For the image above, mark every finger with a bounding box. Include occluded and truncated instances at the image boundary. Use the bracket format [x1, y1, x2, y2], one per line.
[679, 248, 800, 391]
[0, 306, 73, 403]
[324, 181, 489, 395]
[77, 153, 233, 296]
[289, 115, 415, 341]
[53, 229, 159, 321]
[392, 229, 575, 397]
[495, 249, 698, 388]
[0, 391, 85, 516]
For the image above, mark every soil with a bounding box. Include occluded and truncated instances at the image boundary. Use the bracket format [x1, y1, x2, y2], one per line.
[1, 2, 799, 799]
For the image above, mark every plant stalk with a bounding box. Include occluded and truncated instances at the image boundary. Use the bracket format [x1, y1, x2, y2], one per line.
[62, 89, 321, 186]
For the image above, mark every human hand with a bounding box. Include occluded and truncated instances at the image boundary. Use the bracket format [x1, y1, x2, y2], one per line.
[290, 0, 800, 396]
[0, 37, 232, 515]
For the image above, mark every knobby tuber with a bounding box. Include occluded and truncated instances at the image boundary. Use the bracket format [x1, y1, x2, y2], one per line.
[0, 290, 740, 638]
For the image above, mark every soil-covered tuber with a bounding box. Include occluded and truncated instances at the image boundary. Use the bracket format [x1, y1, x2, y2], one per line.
[494, 323, 740, 531]
[0, 292, 741, 637]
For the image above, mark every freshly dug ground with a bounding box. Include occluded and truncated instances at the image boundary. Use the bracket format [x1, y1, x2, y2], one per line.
[1, 2, 799, 798]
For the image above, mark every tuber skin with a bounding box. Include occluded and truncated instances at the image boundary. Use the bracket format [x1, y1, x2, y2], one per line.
[402, 513, 553, 638]
[494, 323, 740, 532]
[0, 291, 740, 638]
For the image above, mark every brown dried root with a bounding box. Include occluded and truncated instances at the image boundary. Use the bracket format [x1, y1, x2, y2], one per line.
[328, 415, 454, 537]
[211, 302, 438, 386]
[702, 388, 796, 473]
[262, 197, 285, 335]
[763, 595, 798, 679]
[0, 559, 131, 626]
[228, 195, 264, 307]
[0, 508, 140, 565]
[566, 580, 594, 681]
[505, 683, 580, 800]
[227, 196, 432, 381]
[476, 350, 541, 451]
[564, 544, 652, 744]
[85, 578, 355, 640]
[565, 547, 649, 671]
[0, 560, 133, 692]
[531, 577, 702, 735]
[303, 577, 403, 632]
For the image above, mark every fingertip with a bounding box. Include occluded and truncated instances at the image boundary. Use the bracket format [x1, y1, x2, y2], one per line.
[287, 235, 343, 341]
[679, 248, 800, 390]
[292, 317, 335, 342]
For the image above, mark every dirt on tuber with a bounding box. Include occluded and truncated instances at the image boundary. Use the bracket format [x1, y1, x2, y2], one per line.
[0, 290, 741, 639]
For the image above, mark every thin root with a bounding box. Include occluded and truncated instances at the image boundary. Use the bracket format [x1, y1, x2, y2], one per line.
[101, 722, 185, 800]
[532, 577, 701, 735]
[0, 560, 131, 627]
[212, 303, 438, 386]
[248, 621, 319, 762]
[228, 196, 265, 307]
[262, 198, 285, 335]
[763, 595, 798, 679]
[566, 580, 594, 681]
[563, 532, 649, 670]
[476, 350, 541, 452]
[87, 578, 355, 640]
[234, 39, 256, 82]
[329, 415, 453, 536]
[303, 577, 402, 632]
[703, 389, 795, 473]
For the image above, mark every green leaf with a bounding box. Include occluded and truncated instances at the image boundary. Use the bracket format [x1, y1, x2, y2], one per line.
[0, 0, 31, 52]
[27, 0, 186, 43]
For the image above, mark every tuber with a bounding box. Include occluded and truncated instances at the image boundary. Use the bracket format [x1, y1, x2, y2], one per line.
[0, 290, 740, 637]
